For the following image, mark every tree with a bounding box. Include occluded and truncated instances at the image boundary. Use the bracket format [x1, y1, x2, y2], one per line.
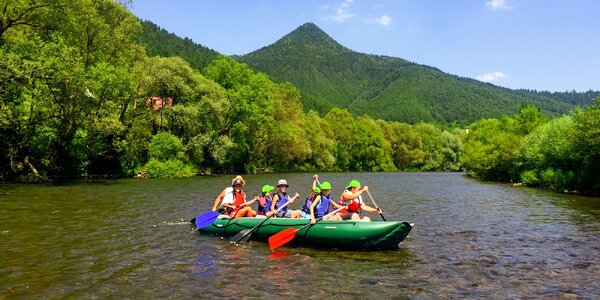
[324, 108, 359, 171]
[0, 0, 66, 43]
[142, 132, 195, 178]
[462, 118, 522, 181]
[518, 115, 577, 190]
[572, 98, 600, 193]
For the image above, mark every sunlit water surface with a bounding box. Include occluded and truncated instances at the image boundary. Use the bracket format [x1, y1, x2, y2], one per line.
[1, 173, 599, 298]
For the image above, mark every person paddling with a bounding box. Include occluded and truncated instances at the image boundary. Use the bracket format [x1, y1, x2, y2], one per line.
[338, 179, 381, 221]
[257, 184, 275, 216]
[308, 179, 343, 224]
[268, 179, 300, 218]
[211, 176, 257, 219]
[298, 174, 323, 219]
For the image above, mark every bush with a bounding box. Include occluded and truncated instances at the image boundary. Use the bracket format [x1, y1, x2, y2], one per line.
[142, 132, 196, 178]
[537, 168, 576, 191]
[143, 158, 196, 179]
[520, 170, 540, 186]
[148, 132, 185, 162]
[539, 168, 556, 188]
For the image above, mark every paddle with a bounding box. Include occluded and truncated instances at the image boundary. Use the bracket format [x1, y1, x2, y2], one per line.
[268, 207, 344, 251]
[315, 178, 322, 188]
[365, 190, 386, 221]
[192, 211, 220, 229]
[229, 199, 293, 244]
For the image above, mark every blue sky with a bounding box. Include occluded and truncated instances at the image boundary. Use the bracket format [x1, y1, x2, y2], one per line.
[131, 0, 599, 92]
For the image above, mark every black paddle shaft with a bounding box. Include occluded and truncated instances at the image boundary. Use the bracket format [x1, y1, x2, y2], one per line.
[230, 214, 273, 243]
[230, 199, 293, 244]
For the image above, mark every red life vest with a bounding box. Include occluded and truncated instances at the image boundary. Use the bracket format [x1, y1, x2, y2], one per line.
[230, 191, 246, 217]
[346, 200, 362, 213]
[232, 191, 245, 207]
[338, 190, 362, 214]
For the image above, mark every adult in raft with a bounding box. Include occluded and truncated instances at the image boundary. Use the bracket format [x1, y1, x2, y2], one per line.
[338, 179, 382, 221]
[267, 179, 300, 218]
[211, 176, 257, 219]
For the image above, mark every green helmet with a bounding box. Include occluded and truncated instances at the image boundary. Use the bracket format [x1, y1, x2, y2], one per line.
[313, 187, 321, 194]
[346, 179, 361, 189]
[262, 184, 275, 193]
[320, 181, 332, 190]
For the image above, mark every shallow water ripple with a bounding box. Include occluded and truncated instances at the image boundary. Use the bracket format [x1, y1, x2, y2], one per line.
[1, 173, 600, 298]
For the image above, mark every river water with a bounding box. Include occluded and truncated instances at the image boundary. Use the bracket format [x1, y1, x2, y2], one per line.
[1, 173, 599, 298]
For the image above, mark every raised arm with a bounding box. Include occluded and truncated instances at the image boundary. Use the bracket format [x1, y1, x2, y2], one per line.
[340, 186, 369, 201]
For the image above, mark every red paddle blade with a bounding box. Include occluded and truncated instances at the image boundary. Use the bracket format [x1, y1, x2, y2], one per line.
[268, 228, 299, 251]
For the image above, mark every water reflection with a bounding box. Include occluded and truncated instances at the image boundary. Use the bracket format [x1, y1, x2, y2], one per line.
[269, 249, 292, 259]
[193, 248, 217, 278]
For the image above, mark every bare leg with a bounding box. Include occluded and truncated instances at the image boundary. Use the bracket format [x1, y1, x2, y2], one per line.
[324, 214, 341, 221]
[290, 210, 301, 219]
[233, 207, 252, 219]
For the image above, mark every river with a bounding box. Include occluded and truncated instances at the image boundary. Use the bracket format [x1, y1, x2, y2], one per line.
[1, 172, 599, 298]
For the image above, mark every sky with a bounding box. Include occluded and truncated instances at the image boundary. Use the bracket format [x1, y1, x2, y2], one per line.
[130, 0, 600, 92]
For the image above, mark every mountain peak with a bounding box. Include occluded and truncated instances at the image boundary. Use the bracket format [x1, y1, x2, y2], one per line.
[276, 22, 346, 51]
[294, 22, 326, 35]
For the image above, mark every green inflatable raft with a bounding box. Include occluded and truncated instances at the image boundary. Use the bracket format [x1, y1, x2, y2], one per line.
[199, 216, 414, 250]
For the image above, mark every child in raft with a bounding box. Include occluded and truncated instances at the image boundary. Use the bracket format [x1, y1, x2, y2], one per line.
[256, 184, 275, 216]
[301, 175, 343, 223]
[267, 179, 300, 218]
[295, 174, 322, 219]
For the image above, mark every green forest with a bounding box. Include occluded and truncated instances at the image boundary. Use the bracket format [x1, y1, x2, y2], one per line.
[238, 23, 599, 124]
[462, 102, 600, 195]
[1, 1, 599, 195]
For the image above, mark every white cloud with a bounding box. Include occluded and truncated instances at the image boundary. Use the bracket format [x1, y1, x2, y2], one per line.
[324, 0, 357, 22]
[476, 72, 509, 82]
[369, 15, 392, 26]
[323, 1, 392, 26]
[486, 0, 512, 10]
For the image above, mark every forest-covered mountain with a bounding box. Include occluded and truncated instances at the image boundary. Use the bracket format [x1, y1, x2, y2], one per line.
[137, 20, 221, 71]
[237, 23, 598, 124]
